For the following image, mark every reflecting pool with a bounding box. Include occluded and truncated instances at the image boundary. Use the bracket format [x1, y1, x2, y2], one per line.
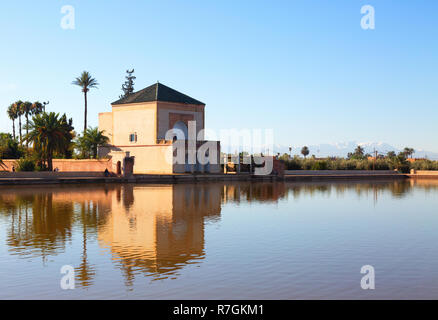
[1, 180, 438, 299]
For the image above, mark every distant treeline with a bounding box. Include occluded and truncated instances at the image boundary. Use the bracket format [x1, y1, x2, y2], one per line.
[279, 156, 438, 173]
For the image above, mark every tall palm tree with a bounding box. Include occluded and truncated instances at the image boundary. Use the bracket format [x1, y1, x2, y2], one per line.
[7, 104, 18, 140]
[301, 146, 309, 159]
[31, 101, 44, 116]
[25, 112, 73, 171]
[13, 100, 24, 144]
[403, 147, 415, 159]
[21, 101, 33, 148]
[72, 71, 99, 134]
[354, 145, 365, 156]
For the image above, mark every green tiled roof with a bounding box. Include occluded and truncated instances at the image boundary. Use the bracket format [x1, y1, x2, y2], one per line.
[112, 82, 205, 105]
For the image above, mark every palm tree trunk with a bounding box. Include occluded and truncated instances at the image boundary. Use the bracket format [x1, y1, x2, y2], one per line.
[18, 115, 22, 145]
[83, 91, 88, 134]
[48, 154, 53, 171]
[26, 113, 29, 148]
[12, 120, 15, 140]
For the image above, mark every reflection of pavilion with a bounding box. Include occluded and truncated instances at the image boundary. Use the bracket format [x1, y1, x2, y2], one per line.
[222, 182, 287, 204]
[98, 184, 222, 282]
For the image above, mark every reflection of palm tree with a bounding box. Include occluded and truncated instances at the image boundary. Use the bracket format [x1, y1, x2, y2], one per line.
[2, 192, 75, 260]
[75, 202, 96, 288]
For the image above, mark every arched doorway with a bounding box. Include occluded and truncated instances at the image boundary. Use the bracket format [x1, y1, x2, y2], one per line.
[116, 161, 121, 175]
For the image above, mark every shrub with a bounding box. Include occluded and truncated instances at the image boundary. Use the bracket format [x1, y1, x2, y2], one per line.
[302, 159, 314, 170]
[311, 160, 328, 170]
[410, 160, 438, 171]
[0, 133, 24, 159]
[284, 157, 302, 170]
[15, 158, 36, 172]
[345, 160, 357, 170]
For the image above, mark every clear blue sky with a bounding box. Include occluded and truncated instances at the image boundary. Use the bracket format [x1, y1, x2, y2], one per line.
[1, 1, 437, 152]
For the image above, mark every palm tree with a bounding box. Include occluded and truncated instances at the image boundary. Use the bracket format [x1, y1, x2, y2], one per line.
[31, 101, 44, 116]
[72, 71, 99, 134]
[301, 146, 310, 159]
[76, 127, 109, 159]
[7, 104, 18, 140]
[13, 100, 24, 144]
[354, 145, 365, 157]
[25, 112, 74, 171]
[21, 101, 33, 148]
[387, 151, 396, 159]
[403, 147, 415, 159]
[56, 114, 75, 159]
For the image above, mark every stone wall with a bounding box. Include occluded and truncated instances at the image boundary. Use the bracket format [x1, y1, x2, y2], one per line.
[0, 159, 112, 173]
[0, 171, 106, 178]
[410, 170, 438, 176]
[284, 170, 400, 175]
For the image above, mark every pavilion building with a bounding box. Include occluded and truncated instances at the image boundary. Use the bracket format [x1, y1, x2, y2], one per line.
[98, 82, 221, 174]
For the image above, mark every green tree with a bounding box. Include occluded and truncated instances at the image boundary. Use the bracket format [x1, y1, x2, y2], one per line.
[76, 127, 109, 159]
[391, 152, 410, 173]
[7, 104, 18, 140]
[54, 114, 76, 159]
[354, 145, 365, 157]
[25, 112, 75, 171]
[0, 133, 23, 159]
[403, 147, 415, 159]
[72, 71, 99, 134]
[301, 146, 309, 159]
[348, 145, 366, 160]
[119, 69, 136, 99]
[32, 101, 44, 116]
[387, 151, 396, 159]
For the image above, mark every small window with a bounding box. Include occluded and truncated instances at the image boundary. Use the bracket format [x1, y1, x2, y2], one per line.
[129, 133, 137, 143]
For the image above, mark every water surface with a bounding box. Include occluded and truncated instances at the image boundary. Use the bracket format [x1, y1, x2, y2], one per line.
[1, 180, 438, 299]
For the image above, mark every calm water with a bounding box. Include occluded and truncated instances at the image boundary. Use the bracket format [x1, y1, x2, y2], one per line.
[1, 180, 438, 299]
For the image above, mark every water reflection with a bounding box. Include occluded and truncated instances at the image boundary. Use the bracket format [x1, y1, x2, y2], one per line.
[0, 179, 437, 289]
[98, 184, 222, 285]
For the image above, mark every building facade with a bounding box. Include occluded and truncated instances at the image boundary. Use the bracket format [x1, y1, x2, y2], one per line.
[98, 83, 221, 174]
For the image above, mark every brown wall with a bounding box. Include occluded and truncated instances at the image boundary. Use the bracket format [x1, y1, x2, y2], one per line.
[0, 159, 112, 173]
[411, 170, 438, 176]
